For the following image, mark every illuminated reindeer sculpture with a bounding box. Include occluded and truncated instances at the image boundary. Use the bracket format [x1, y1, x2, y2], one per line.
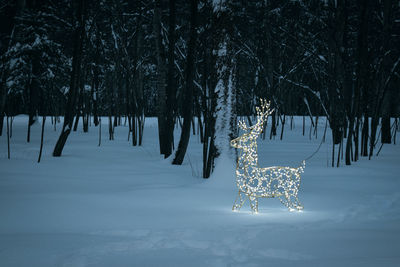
[230, 99, 304, 213]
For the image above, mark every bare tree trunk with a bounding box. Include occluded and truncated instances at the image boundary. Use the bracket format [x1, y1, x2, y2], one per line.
[131, 116, 136, 145]
[206, 0, 236, 178]
[280, 114, 285, 140]
[346, 0, 369, 165]
[332, 138, 335, 167]
[270, 111, 276, 139]
[27, 58, 40, 143]
[0, 91, 6, 137]
[353, 117, 360, 161]
[138, 115, 144, 146]
[153, 0, 168, 156]
[38, 116, 46, 163]
[393, 118, 398, 144]
[134, 22, 145, 147]
[127, 115, 131, 141]
[0, 17, 19, 137]
[197, 115, 204, 143]
[337, 135, 342, 167]
[325, 0, 347, 166]
[314, 116, 319, 139]
[381, 87, 394, 144]
[73, 91, 82, 131]
[9, 116, 13, 138]
[173, 0, 198, 165]
[369, 0, 393, 159]
[361, 115, 369, 156]
[83, 114, 89, 132]
[108, 115, 114, 140]
[53, 0, 86, 157]
[0, 115, 4, 136]
[27, 117, 31, 143]
[92, 29, 100, 127]
[113, 115, 118, 128]
[98, 117, 101, 146]
[82, 73, 89, 133]
[165, 0, 177, 158]
[7, 115, 10, 159]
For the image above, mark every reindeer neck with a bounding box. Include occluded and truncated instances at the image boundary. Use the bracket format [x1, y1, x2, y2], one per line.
[239, 141, 259, 167]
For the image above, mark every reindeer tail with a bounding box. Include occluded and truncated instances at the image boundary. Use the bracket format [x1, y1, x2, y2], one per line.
[298, 160, 306, 173]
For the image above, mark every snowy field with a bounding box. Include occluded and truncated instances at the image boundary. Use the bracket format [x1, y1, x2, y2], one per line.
[1, 116, 400, 267]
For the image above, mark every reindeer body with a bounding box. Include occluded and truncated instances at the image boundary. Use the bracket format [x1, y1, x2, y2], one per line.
[231, 100, 304, 213]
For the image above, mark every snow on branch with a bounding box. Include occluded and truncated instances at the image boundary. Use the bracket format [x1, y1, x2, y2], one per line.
[212, 0, 227, 13]
[281, 77, 330, 120]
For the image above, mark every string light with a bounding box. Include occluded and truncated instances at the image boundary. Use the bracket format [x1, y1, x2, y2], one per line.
[230, 99, 305, 213]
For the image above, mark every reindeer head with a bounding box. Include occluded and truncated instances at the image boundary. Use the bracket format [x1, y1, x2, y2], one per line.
[230, 99, 273, 150]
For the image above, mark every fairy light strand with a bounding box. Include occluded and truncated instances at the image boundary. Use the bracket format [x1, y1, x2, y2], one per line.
[230, 99, 305, 213]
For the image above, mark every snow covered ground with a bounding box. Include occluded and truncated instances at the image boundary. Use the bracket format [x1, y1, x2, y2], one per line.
[1, 116, 400, 266]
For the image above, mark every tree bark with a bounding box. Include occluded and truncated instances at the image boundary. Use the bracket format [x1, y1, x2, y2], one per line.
[173, 0, 198, 165]
[153, 0, 168, 156]
[53, 0, 86, 157]
[361, 115, 369, 156]
[73, 85, 82, 132]
[98, 118, 101, 146]
[0, 2, 24, 137]
[92, 26, 101, 127]
[165, 0, 177, 158]
[134, 21, 145, 146]
[369, 0, 393, 159]
[27, 57, 40, 143]
[38, 116, 46, 163]
[7, 115, 10, 159]
[346, 0, 369, 165]
[205, 0, 236, 178]
[0, 115, 4, 136]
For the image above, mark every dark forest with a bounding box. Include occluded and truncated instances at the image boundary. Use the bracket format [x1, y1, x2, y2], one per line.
[1, 0, 399, 177]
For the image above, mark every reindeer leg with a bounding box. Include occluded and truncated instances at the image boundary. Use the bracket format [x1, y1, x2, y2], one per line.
[294, 196, 304, 210]
[233, 190, 246, 211]
[278, 193, 293, 211]
[249, 195, 259, 214]
[280, 192, 303, 211]
[293, 173, 304, 210]
[291, 193, 303, 210]
[287, 175, 303, 211]
[276, 182, 292, 211]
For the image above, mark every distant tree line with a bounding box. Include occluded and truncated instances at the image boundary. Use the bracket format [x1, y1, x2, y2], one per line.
[0, 0, 399, 176]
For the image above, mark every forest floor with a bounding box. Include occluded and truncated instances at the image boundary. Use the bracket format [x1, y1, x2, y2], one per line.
[1, 116, 400, 266]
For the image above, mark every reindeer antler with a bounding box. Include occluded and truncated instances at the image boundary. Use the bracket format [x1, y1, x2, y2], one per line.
[237, 119, 250, 131]
[256, 99, 273, 117]
[236, 99, 273, 133]
[255, 99, 273, 125]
